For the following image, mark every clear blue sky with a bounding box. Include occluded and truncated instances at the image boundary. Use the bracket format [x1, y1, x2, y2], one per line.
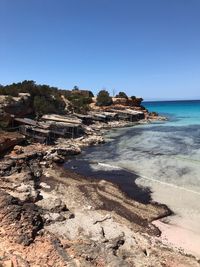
[1, 0, 200, 100]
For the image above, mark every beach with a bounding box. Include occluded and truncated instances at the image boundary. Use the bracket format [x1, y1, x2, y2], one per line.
[139, 176, 200, 258]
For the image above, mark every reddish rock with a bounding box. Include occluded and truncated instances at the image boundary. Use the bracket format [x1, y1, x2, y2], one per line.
[0, 190, 43, 246]
[0, 132, 24, 154]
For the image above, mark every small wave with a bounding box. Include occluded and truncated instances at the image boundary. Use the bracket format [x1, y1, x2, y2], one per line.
[139, 175, 200, 196]
[174, 156, 200, 165]
[97, 162, 122, 170]
[94, 162, 200, 196]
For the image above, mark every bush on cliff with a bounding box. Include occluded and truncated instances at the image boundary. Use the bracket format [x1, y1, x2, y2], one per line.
[132, 97, 143, 106]
[96, 90, 113, 106]
[115, 91, 128, 99]
[0, 80, 66, 116]
[67, 93, 92, 113]
[33, 95, 66, 116]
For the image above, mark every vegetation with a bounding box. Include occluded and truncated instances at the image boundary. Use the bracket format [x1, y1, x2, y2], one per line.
[0, 80, 66, 116]
[96, 90, 113, 106]
[115, 91, 128, 99]
[0, 81, 143, 115]
[33, 95, 65, 116]
[132, 97, 143, 106]
[72, 85, 79, 91]
[66, 93, 92, 113]
[61, 86, 94, 113]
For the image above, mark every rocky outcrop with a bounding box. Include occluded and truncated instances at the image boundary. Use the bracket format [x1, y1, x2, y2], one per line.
[0, 143, 199, 266]
[3, 93, 33, 117]
[0, 93, 33, 130]
[0, 190, 43, 246]
[0, 131, 25, 154]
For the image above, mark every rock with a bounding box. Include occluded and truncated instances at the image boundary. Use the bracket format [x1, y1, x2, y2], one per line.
[0, 132, 25, 154]
[51, 198, 69, 213]
[9, 144, 46, 161]
[0, 190, 43, 246]
[44, 213, 66, 223]
[0, 159, 15, 177]
[13, 145, 24, 154]
[15, 182, 39, 202]
[3, 93, 33, 117]
[40, 182, 51, 189]
[45, 152, 65, 163]
[56, 145, 81, 156]
[37, 197, 69, 213]
[29, 160, 43, 178]
[2, 259, 13, 267]
[106, 235, 125, 254]
[44, 152, 61, 163]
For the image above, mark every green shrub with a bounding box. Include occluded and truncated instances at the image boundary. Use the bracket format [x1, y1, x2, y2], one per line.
[0, 80, 66, 116]
[68, 93, 92, 113]
[115, 91, 128, 99]
[132, 97, 143, 106]
[96, 90, 113, 106]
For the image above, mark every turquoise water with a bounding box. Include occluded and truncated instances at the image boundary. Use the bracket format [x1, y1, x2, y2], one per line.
[65, 100, 200, 254]
[65, 100, 200, 192]
[144, 100, 200, 126]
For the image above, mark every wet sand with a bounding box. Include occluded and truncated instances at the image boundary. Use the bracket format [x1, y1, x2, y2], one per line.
[64, 153, 200, 259]
[137, 177, 200, 258]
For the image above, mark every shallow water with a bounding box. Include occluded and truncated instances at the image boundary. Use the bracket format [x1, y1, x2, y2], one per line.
[65, 100, 200, 256]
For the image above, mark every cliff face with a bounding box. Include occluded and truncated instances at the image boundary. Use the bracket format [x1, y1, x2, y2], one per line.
[0, 94, 34, 129]
[90, 96, 146, 113]
[3, 93, 33, 117]
[112, 97, 143, 107]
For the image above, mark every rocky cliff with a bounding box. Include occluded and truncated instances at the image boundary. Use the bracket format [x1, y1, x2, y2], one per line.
[0, 93, 33, 117]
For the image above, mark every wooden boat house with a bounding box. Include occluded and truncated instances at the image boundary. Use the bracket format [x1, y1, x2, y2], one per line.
[14, 118, 52, 144]
[88, 111, 118, 123]
[110, 109, 145, 122]
[41, 114, 83, 138]
[14, 115, 83, 144]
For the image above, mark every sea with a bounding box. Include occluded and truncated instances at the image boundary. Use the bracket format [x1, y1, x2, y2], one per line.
[65, 100, 200, 256]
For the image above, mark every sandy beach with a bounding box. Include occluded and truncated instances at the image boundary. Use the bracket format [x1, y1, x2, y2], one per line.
[137, 176, 200, 258]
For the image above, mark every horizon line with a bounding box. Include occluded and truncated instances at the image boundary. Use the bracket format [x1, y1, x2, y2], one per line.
[143, 98, 200, 102]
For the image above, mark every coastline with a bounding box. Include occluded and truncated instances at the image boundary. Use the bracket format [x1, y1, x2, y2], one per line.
[40, 164, 199, 266]
[139, 176, 200, 258]
[0, 118, 199, 266]
[63, 119, 200, 260]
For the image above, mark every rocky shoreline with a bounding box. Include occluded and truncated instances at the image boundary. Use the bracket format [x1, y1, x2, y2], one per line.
[0, 120, 199, 266]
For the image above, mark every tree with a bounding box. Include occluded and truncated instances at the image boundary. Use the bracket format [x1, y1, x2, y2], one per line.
[88, 91, 94, 97]
[115, 91, 128, 99]
[73, 85, 79, 91]
[131, 95, 136, 100]
[68, 93, 92, 113]
[131, 97, 143, 107]
[96, 90, 113, 106]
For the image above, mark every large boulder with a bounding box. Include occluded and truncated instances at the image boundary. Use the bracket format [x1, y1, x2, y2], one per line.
[0, 131, 25, 154]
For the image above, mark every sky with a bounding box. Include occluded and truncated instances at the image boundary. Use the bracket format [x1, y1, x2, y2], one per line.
[0, 0, 200, 100]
